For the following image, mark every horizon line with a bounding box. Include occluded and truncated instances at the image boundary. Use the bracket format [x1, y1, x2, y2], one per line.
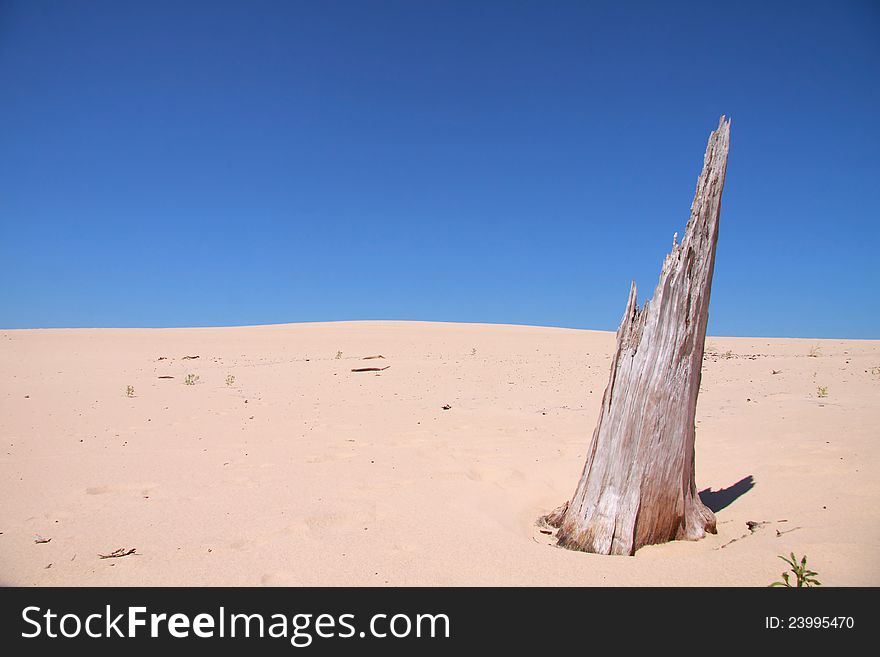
[1, 318, 877, 341]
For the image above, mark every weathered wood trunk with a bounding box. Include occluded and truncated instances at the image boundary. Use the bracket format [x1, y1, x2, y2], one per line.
[545, 117, 730, 556]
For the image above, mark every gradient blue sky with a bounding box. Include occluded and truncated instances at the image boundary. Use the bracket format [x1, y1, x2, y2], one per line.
[1, 1, 878, 337]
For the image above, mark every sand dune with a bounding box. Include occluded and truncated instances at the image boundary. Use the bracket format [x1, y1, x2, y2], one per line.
[1, 321, 877, 586]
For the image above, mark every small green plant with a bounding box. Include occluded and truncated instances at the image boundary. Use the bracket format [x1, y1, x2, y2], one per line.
[808, 345, 822, 358]
[817, 386, 828, 398]
[125, 385, 135, 398]
[184, 373, 199, 386]
[771, 553, 821, 587]
[225, 374, 235, 386]
[335, 350, 343, 360]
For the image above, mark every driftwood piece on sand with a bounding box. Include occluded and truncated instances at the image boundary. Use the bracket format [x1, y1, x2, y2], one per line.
[351, 366, 391, 372]
[98, 548, 137, 559]
[545, 117, 730, 556]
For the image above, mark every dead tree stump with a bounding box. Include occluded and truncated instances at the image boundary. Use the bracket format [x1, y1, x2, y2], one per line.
[545, 117, 731, 556]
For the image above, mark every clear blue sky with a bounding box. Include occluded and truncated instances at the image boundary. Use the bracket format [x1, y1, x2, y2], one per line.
[1, 1, 878, 337]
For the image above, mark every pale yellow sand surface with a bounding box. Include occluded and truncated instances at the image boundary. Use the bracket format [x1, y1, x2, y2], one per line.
[1, 321, 877, 585]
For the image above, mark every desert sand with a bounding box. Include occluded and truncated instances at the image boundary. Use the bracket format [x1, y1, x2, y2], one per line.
[1, 320, 877, 586]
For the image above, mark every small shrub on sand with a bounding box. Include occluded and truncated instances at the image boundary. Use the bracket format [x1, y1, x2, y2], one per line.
[817, 386, 828, 398]
[771, 553, 821, 587]
[335, 350, 343, 360]
[225, 375, 235, 386]
[184, 373, 199, 386]
[808, 345, 822, 358]
[125, 385, 135, 398]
